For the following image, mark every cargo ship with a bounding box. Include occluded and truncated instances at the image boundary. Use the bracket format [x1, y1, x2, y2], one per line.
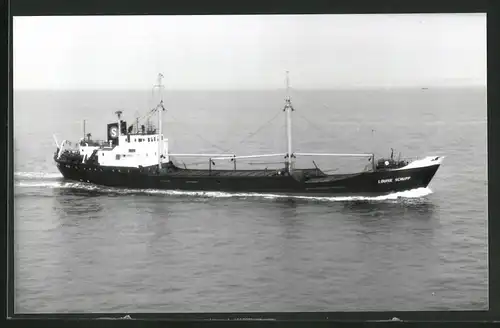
[53, 73, 443, 196]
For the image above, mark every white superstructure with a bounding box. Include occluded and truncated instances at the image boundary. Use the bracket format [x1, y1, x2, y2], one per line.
[95, 134, 169, 167]
[57, 133, 170, 168]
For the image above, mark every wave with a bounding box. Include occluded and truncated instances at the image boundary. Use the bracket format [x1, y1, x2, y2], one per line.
[15, 178, 433, 202]
[14, 171, 62, 180]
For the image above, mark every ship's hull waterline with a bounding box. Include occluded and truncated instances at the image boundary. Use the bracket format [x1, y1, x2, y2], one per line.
[55, 157, 442, 197]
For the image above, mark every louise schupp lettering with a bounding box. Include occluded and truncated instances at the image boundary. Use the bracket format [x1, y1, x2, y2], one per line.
[378, 176, 411, 184]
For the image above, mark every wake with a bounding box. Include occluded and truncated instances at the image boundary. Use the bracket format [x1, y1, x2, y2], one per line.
[14, 171, 433, 202]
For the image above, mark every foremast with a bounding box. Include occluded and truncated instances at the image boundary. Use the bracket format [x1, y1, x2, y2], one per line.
[153, 73, 166, 172]
[284, 70, 295, 174]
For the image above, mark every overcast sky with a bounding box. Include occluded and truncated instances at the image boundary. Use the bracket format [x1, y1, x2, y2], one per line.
[13, 14, 486, 90]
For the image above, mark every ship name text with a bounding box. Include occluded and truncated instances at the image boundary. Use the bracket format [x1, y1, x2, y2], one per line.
[378, 176, 411, 184]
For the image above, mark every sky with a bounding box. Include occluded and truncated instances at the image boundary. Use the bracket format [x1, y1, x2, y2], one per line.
[13, 14, 486, 90]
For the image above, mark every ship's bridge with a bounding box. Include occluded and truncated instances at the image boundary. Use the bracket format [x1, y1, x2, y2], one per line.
[94, 133, 169, 167]
[72, 132, 169, 168]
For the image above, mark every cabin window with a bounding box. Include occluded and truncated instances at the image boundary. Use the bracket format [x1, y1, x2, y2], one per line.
[148, 138, 150, 142]
[116, 154, 121, 160]
[102, 153, 104, 156]
[129, 149, 136, 153]
[161, 136, 163, 140]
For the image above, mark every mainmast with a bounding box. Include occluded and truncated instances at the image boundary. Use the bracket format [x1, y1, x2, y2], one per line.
[283, 71, 294, 174]
[153, 73, 166, 172]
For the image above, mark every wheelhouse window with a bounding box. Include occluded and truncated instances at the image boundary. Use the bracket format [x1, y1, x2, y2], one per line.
[116, 154, 121, 160]
[129, 149, 136, 153]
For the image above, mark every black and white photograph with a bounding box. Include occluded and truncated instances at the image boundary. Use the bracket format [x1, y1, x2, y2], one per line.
[13, 13, 487, 313]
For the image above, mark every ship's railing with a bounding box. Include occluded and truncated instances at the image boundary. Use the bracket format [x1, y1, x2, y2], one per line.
[210, 153, 286, 160]
[168, 153, 235, 158]
[56, 140, 81, 159]
[79, 139, 111, 147]
[295, 152, 374, 158]
[169, 153, 287, 172]
[170, 152, 376, 172]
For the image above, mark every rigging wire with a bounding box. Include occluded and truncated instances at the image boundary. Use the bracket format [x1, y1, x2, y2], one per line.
[225, 109, 284, 151]
[247, 161, 285, 165]
[285, 89, 336, 139]
[167, 107, 286, 154]
[166, 110, 231, 153]
[134, 88, 288, 155]
[296, 112, 334, 139]
[131, 94, 286, 154]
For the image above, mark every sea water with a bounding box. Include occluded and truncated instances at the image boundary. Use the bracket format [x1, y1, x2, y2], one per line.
[13, 87, 488, 312]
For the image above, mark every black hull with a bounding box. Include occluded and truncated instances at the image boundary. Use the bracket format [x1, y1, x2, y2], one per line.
[54, 159, 440, 197]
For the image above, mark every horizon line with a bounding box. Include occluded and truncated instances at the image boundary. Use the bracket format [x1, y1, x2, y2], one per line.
[13, 84, 487, 92]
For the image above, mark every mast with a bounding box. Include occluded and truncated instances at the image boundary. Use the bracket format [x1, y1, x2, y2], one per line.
[283, 71, 294, 174]
[153, 73, 165, 172]
[115, 110, 123, 138]
[83, 120, 86, 141]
